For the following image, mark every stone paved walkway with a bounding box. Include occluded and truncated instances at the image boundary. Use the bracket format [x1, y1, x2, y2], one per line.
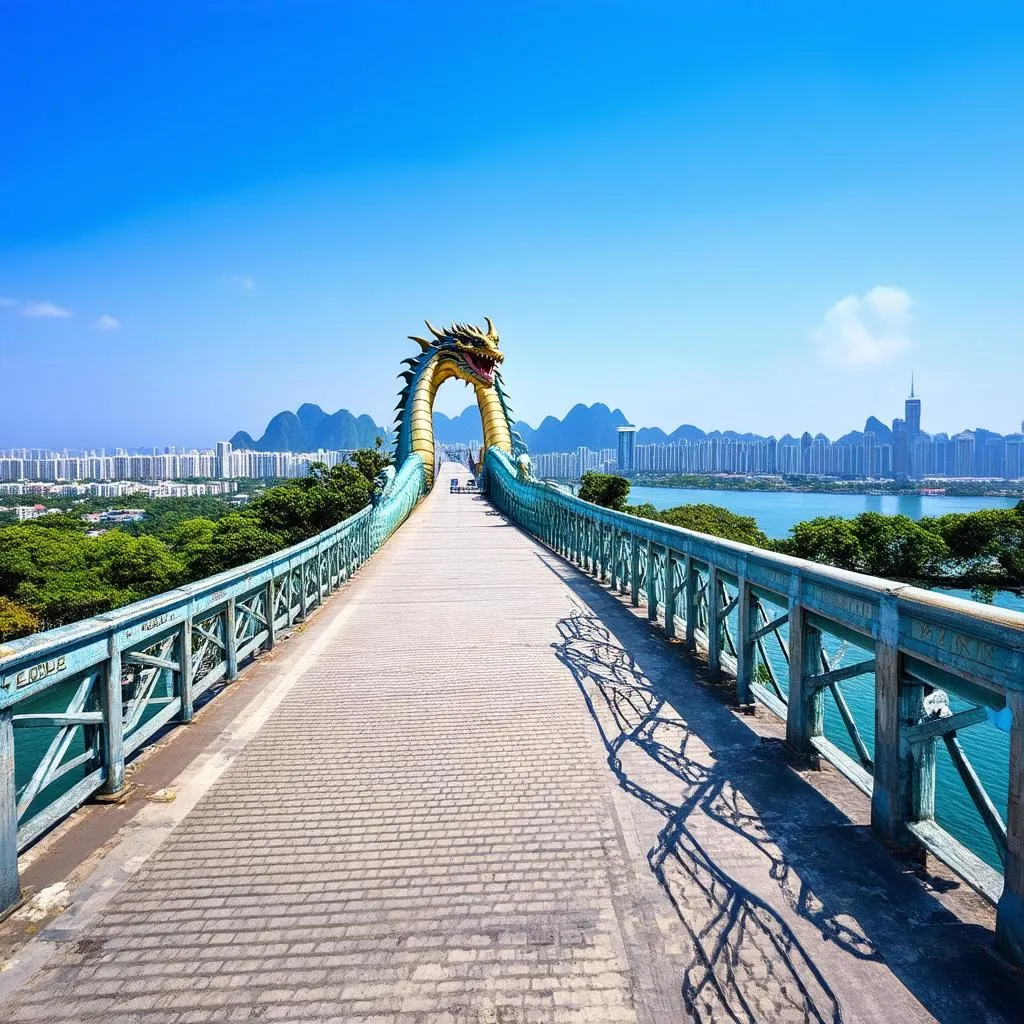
[0, 464, 1019, 1023]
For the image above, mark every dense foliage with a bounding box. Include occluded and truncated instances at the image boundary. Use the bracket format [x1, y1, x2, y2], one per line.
[627, 502, 770, 547]
[0, 453, 388, 641]
[578, 471, 631, 511]
[775, 513, 951, 578]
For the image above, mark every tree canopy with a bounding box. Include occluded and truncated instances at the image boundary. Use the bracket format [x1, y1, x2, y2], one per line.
[628, 502, 769, 547]
[578, 472, 631, 511]
[0, 448, 383, 641]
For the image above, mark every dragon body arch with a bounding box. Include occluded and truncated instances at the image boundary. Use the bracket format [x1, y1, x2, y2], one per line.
[392, 318, 527, 489]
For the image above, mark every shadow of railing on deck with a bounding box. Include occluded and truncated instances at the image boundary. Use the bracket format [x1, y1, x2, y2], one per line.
[554, 607, 845, 1023]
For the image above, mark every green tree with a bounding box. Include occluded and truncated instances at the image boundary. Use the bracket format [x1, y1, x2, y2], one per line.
[305, 464, 373, 534]
[348, 439, 393, 486]
[578, 472, 631, 511]
[658, 503, 768, 546]
[86, 532, 186, 595]
[15, 578, 127, 628]
[850, 512, 949, 579]
[248, 484, 315, 545]
[0, 596, 40, 641]
[182, 514, 285, 578]
[778, 517, 863, 571]
[167, 517, 218, 572]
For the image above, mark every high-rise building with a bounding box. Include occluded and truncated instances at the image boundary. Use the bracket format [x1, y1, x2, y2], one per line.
[954, 432, 976, 477]
[892, 418, 909, 479]
[904, 376, 923, 478]
[905, 375, 922, 437]
[216, 440, 233, 479]
[617, 426, 637, 475]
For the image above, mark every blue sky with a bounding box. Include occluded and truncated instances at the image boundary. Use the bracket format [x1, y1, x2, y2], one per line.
[2, 1, 1022, 448]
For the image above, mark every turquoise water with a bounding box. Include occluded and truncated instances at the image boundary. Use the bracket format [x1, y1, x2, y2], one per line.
[629, 486, 1020, 540]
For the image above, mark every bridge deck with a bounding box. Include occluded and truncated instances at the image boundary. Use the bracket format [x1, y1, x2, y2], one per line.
[0, 464, 1018, 1023]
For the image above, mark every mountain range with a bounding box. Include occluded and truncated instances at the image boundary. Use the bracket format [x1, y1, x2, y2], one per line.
[231, 403, 899, 454]
[230, 403, 386, 452]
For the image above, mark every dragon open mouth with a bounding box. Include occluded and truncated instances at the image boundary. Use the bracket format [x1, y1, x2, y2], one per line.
[464, 352, 498, 383]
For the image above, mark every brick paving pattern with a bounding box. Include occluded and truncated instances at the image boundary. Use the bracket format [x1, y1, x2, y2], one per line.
[1, 464, 1018, 1023]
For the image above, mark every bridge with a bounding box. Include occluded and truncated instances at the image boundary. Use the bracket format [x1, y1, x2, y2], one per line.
[1, 320, 1023, 1021]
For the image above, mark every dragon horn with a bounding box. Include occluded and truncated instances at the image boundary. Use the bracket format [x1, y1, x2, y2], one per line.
[484, 316, 497, 340]
[408, 335, 432, 351]
[424, 320, 445, 340]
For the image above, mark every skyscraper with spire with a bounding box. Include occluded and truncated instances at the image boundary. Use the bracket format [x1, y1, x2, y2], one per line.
[905, 374, 921, 438]
[892, 376, 923, 479]
[905, 375, 923, 477]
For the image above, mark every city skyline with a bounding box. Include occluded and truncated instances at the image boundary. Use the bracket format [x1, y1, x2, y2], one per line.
[6, 381, 1024, 483]
[3, 4, 1024, 447]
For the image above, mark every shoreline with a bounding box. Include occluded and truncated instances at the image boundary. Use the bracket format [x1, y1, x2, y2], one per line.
[629, 478, 1024, 499]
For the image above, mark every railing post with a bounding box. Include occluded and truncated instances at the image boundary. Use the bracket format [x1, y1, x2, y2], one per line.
[178, 617, 194, 724]
[735, 576, 754, 705]
[630, 535, 640, 607]
[299, 562, 309, 620]
[997, 689, 1024, 966]
[785, 592, 824, 755]
[618, 533, 629, 595]
[100, 643, 125, 795]
[286, 564, 296, 626]
[684, 555, 696, 649]
[646, 540, 657, 622]
[265, 580, 277, 649]
[664, 550, 676, 638]
[0, 708, 21, 914]
[609, 525, 617, 590]
[870, 596, 919, 846]
[225, 598, 239, 681]
[707, 565, 721, 676]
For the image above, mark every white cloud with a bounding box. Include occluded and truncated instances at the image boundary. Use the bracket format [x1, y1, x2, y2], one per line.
[810, 285, 913, 368]
[93, 314, 121, 331]
[226, 274, 255, 292]
[0, 297, 16, 308]
[21, 300, 73, 318]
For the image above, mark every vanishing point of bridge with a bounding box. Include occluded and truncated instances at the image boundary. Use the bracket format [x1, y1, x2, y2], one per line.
[1, 321, 1023, 1021]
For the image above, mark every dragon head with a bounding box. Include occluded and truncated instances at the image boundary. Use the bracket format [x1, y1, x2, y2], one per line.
[409, 317, 504, 387]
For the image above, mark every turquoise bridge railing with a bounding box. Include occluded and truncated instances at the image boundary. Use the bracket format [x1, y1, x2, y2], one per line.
[486, 447, 1024, 964]
[0, 455, 425, 913]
